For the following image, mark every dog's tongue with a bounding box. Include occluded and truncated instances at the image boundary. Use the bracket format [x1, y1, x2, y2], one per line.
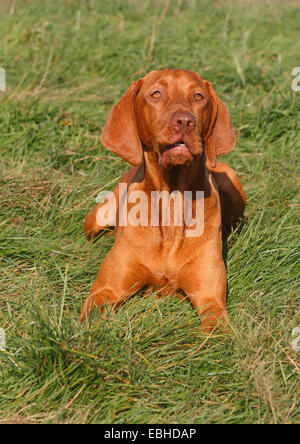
[159, 144, 193, 169]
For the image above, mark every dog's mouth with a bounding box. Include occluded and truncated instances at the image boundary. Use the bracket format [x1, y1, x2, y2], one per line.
[159, 140, 194, 169]
[162, 141, 187, 152]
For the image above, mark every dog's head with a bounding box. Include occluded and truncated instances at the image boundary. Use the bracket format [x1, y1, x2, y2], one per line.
[101, 68, 235, 169]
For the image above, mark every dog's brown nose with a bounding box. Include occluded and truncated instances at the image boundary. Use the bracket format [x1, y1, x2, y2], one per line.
[170, 111, 196, 133]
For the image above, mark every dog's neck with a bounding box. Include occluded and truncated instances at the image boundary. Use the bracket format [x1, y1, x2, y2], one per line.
[142, 151, 209, 194]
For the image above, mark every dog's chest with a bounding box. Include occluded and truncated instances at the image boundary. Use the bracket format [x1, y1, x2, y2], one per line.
[125, 225, 202, 284]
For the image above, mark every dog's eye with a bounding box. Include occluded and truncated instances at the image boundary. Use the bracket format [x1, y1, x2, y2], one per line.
[151, 90, 161, 98]
[194, 93, 203, 101]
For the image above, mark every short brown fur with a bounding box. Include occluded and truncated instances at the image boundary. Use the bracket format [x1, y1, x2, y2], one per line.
[82, 69, 246, 332]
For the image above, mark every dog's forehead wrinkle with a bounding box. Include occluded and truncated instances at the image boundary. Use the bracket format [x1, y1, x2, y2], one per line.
[144, 68, 202, 84]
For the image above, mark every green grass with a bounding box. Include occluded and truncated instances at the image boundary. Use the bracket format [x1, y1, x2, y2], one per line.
[0, 0, 299, 424]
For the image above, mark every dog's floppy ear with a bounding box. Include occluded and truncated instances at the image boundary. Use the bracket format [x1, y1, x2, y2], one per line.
[204, 81, 236, 168]
[100, 80, 143, 166]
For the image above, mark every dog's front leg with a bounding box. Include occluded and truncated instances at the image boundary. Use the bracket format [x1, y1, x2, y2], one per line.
[80, 244, 149, 322]
[179, 245, 228, 333]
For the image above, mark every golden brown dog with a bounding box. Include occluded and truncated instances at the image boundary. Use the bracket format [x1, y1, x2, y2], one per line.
[81, 68, 246, 332]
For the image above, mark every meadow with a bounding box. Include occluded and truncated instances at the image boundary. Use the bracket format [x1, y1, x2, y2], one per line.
[0, 0, 299, 424]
